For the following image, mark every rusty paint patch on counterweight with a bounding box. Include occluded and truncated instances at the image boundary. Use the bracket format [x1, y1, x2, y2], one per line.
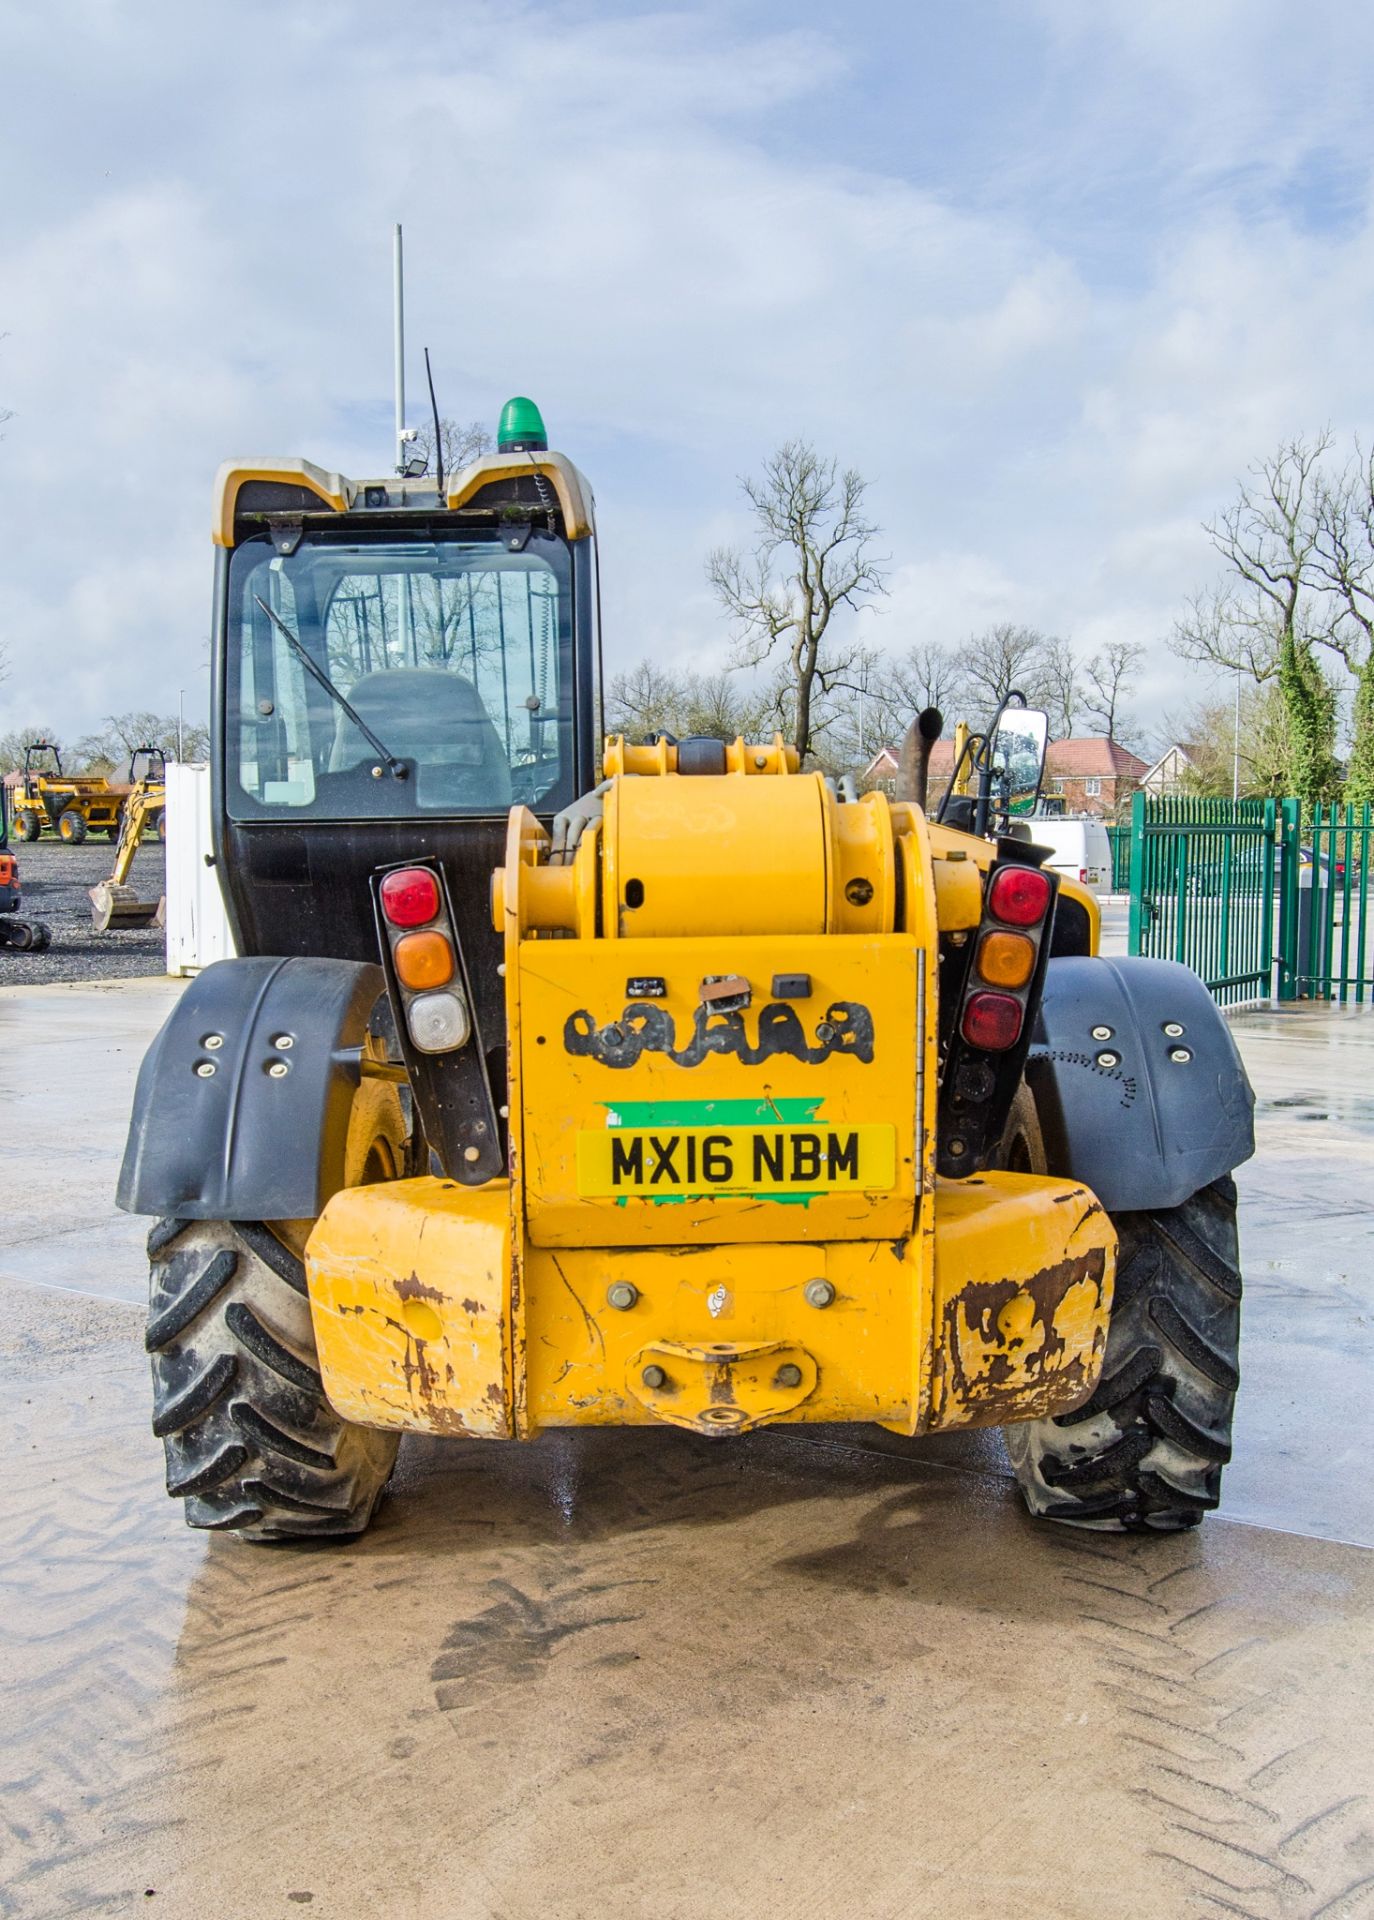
[395, 1272, 447, 1306]
[389, 1267, 509, 1435]
[941, 1245, 1109, 1427]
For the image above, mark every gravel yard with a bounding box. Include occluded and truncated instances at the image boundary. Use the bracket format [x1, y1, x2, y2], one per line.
[0, 835, 167, 984]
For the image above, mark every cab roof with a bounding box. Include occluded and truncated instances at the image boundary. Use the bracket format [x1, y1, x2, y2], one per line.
[213, 450, 595, 548]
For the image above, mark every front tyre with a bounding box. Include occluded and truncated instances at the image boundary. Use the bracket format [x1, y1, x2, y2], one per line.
[147, 1218, 399, 1540]
[1007, 1176, 1241, 1532]
[146, 1073, 407, 1542]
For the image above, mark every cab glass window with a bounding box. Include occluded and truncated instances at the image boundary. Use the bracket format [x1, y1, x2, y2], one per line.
[226, 531, 574, 818]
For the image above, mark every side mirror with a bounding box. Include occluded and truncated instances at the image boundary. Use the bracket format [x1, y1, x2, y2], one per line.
[990, 707, 1048, 818]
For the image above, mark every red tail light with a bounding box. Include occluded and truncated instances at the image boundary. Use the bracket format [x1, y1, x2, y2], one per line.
[381, 867, 440, 927]
[961, 990, 1023, 1052]
[988, 864, 1052, 927]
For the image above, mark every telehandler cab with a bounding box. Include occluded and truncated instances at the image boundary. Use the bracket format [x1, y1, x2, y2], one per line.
[118, 401, 1254, 1542]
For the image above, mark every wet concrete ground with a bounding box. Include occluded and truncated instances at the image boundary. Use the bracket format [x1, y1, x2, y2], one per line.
[2, 980, 1373, 1919]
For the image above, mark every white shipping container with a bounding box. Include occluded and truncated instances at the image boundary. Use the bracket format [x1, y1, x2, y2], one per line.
[164, 762, 237, 975]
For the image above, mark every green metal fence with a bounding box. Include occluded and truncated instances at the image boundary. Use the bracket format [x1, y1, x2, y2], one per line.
[1124, 792, 1374, 1005]
[1276, 800, 1374, 1002]
[1127, 793, 1276, 1005]
[1105, 824, 1131, 891]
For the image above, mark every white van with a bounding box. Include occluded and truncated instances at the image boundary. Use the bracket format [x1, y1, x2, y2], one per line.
[1026, 816, 1115, 896]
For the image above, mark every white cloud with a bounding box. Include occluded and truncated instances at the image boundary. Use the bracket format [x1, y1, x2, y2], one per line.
[2, 0, 1374, 750]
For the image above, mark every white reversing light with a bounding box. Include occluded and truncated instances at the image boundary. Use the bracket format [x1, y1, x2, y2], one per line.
[406, 989, 471, 1055]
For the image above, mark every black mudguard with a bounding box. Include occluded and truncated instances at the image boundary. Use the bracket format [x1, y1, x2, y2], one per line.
[1025, 956, 1255, 1214]
[117, 956, 386, 1221]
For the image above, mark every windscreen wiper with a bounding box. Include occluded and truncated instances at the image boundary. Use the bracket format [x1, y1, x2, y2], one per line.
[253, 596, 408, 781]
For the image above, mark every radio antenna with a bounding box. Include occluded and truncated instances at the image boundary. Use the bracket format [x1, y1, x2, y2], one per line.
[424, 347, 444, 499]
[392, 224, 407, 475]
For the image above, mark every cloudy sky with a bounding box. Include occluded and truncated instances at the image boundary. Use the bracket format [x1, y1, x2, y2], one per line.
[3, 0, 1374, 745]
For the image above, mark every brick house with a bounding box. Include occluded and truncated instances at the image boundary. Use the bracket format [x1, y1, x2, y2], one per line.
[1139, 743, 1203, 797]
[1044, 738, 1148, 817]
[867, 736, 1143, 817]
[863, 740, 957, 799]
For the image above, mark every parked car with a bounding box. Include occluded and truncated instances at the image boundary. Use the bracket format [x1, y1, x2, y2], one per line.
[1273, 845, 1346, 885]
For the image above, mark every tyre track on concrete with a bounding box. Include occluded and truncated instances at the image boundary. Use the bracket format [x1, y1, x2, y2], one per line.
[5, 1273, 1374, 1919]
[1044, 1529, 1374, 1919]
[1, 1341, 192, 1919]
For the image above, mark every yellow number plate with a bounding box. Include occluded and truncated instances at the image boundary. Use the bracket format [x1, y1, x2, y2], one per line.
[576, 1124, 897, 1197]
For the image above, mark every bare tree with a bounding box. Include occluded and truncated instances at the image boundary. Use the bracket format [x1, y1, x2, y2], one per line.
[605, 661, 683, 741]
[1310, 448, 1374, 801]
[960, 624, 1054, 726]
[707, 441, 886, 763]
[1169, 436, 1331, 683]
[1081, 640, 1145, 742]
[678, 670, 773, 742]
[605, 663, 773, 746]
[0, 725, 62, 777]
[874, 640, 969, 728]
[73, 712, 211, 773]
[1170, 436, 1339, 804]
[1159, 686, 1290, 799]
[412, 417, 493, 482]
[1172, 585, 1278, 685]
[1037, 634, 1081, 737]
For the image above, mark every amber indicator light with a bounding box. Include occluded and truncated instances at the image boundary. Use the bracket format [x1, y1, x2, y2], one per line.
[977, 928, 1036, 989]
[394, 929, 455, 990]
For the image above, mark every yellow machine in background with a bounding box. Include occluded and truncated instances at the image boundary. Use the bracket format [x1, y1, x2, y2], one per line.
[308, 741, 1115, 1444]
[89, 748, 167, 931]
[9, 741, 127, 843]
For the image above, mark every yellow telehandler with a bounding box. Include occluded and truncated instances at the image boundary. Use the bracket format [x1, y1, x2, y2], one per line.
[116, 401, 1254, 1543]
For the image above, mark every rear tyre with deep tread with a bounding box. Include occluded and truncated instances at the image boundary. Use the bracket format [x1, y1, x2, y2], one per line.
[146, 1218, 399, 1542]
[1006, 1176, 1241, 1533]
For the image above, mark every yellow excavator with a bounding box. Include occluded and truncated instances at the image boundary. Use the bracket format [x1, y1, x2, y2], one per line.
[89, 747, 166, 932]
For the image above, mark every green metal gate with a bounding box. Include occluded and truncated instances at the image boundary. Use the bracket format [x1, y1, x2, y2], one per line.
[1127, 793, 1276, 1005]
[1105, 823, 1131, 891]
[1276, 800, 1374, 1002]
[1126, 792, 1374, 1004]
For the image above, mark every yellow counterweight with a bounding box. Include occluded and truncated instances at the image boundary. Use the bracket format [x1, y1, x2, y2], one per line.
[306, 758, 1116, 1445]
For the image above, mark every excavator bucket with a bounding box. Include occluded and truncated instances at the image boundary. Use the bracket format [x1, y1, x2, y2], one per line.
[89, 880, 165, 932]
